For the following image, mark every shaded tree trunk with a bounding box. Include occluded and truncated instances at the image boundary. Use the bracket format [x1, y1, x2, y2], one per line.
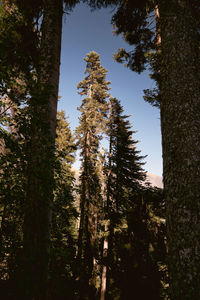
[77, 131, 96, 299]
[22, 0, 63, 298]
[159, 1, 200, 298]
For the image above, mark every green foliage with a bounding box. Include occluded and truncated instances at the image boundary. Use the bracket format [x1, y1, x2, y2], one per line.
[0, 72, 31, 284]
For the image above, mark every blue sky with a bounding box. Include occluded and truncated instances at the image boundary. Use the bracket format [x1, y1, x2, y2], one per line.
[58, 3, 162, 176]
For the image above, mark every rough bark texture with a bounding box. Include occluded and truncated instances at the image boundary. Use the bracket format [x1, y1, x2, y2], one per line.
[40, 0, 63, 140]
[22, 0, 62, 298]
[159, 1, 200, 298]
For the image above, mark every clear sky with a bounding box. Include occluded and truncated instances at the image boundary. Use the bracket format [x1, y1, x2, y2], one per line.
[58, 3, 162, 176]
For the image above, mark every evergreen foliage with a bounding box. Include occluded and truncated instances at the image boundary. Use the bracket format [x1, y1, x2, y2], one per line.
[0, 4, 35, 290]
[112, 0, 155, 73]
[49, 110, 78, 299]
[0, 103, 28, 285]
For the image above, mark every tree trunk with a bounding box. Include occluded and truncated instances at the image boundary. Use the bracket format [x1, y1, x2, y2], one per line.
[22, 0, 63, 298]
[105, 113, 113, 298]
[77, 184, 85, 263]
[78, 131, 96, 299]
[100, 223, 108, 300]
[159, 1, 200, 298]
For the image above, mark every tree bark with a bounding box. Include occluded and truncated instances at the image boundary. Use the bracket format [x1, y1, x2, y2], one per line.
[22, 0, 63, 298]
[159, 1, 200, 298]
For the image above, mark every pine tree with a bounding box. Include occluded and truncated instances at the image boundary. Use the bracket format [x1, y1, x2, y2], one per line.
[76, 51, 110, 299]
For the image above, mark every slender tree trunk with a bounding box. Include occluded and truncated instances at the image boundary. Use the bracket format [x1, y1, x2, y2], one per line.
[100, 223, 108, 300]
[104, 111, 113, 298]
[159, 1, 200, 298]
[77, 186, 85, 263]
[89, 205, 98, 288]
[22, 0, 63, 298]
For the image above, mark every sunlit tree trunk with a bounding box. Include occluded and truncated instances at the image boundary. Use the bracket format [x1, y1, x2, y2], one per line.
[102, 107, 113, 299]
[100, 223, 108, 300]
[22, 0, 63, 298]
[159, 1, 200, 298]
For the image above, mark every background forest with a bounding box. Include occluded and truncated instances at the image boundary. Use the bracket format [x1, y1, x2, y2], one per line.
[1, 1, 200, 300]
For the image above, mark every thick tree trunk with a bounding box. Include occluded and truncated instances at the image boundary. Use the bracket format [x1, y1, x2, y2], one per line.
[22, 0, 62, 298]
[159, 1, 200, 298]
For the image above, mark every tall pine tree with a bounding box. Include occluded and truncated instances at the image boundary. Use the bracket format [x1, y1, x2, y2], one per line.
[76, 51, 110, 299]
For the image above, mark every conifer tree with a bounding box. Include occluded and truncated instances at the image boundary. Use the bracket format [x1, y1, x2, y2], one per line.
[76, 51, 110, 299]
[103, 97, 147, 297]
